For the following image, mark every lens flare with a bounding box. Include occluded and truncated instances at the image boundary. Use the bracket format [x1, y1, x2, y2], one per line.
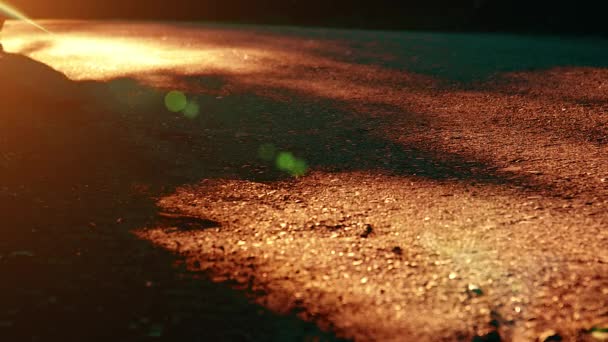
[0, 1, 50, 33]
[182, 101, 200, 119]
[257, 143, 277, 161]
[275, 151, 308, 177]
[164, 90, 188, 113]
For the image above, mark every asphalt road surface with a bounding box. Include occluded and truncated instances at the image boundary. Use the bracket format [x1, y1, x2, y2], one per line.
[1, 20, 607, 341]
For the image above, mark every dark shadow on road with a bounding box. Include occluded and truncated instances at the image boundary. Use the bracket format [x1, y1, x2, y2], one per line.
[0, 53, 346, 341]
[116, 69, 560, 192]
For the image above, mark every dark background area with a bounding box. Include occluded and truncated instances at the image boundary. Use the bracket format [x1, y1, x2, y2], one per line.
[12, 0, 608, 36]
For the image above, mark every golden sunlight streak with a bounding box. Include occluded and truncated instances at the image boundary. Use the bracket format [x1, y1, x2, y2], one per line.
[3, 24, 275, 83]
[0, 1, 50, 33]
[5, 34, 273, 82]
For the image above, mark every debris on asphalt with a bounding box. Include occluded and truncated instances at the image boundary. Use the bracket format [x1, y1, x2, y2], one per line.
[590, 326, 608, 341]
[471, 330, 501, 342]
[538, 329, 562, 341]
[467, 283, 484, 296]
[360, 224, 373, 238]
[391, 246, 403, 255]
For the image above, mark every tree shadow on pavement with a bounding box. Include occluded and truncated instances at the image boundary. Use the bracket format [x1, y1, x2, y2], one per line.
[120, 68, 553, 192]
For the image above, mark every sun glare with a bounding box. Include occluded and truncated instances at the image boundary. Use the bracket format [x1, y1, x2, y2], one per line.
[0, 1, 50, 33]
[4, 28, 273, 83]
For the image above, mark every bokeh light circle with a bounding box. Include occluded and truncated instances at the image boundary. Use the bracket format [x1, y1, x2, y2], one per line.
[164, 90, 188, 112]
[183, 102, 200, 119]
[258, 143, 277, 161]
[276, 152, 296, 171]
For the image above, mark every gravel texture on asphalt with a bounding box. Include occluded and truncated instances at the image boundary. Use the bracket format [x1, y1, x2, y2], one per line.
[1, 20, 607, 341]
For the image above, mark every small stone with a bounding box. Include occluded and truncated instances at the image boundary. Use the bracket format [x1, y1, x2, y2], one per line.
[391, 246, 403, 255]
[538, 329, 562, 342]
[360, 224, 373, 238]
[591, 326, 608, 341]
[425, 280, 438, 290]
[448, 272, 457, 280]
[360, 277, 368, 284]
[467, 283, 484, 296]
[472, 330, 501, 342]
[499, 166, 523, 172]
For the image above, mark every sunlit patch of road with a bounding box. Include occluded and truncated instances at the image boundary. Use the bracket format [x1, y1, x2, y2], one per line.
[4, 22, 275, 82]
[138, 172, 607, 341]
